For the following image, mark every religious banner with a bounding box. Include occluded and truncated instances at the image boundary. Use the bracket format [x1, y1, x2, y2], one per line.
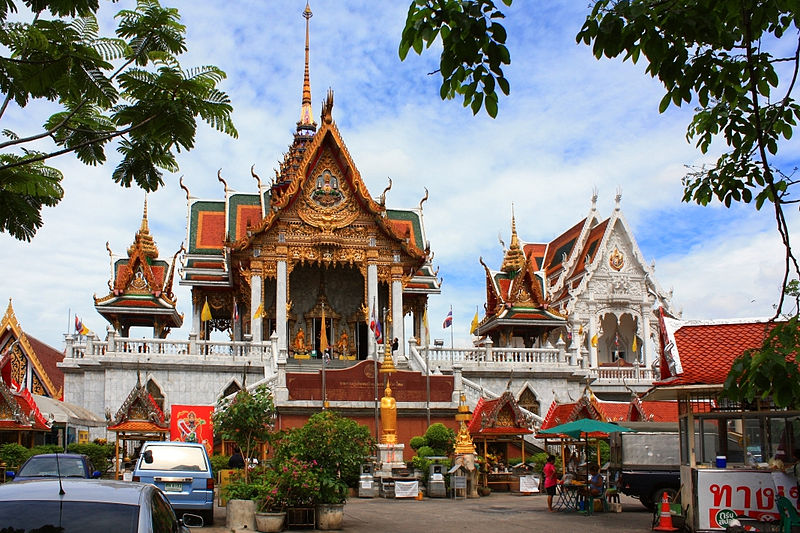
[170, 405, 214, 456]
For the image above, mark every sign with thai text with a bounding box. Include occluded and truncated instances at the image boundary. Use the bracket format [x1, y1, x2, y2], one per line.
[696, 469, 799, 530]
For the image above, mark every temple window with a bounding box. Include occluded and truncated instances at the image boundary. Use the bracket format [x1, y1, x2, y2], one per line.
[518, 387, 540, 415]
[222, 381, 241, 398]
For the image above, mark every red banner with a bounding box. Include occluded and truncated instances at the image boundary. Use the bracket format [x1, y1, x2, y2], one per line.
[170, 405, 214, 456]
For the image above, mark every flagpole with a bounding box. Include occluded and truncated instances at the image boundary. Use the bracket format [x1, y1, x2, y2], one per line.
[449, 305, 454, 349]
[66, 308, 71, 338]
[373, 298, 379, 440]
[425, 304, 430, 427]
[321, 302, 326, 410]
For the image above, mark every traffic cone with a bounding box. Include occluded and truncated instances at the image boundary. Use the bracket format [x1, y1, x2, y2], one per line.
[652, 491, 678, 531]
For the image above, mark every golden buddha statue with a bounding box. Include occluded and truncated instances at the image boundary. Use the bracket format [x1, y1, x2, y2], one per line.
[293, 328, 307, 353]
[380, 380, 397, 444]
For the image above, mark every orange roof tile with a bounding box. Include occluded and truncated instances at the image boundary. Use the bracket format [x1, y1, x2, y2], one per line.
[655, 321, 776, 386]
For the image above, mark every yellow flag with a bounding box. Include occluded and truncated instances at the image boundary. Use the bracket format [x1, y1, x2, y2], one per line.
[201, 299, 212, 322]
[422, 307, 430, 346]
[320, 308, 329, 353]
[470, 310, 479, 335]
[591, 333, 598, 347]
[631, 336, 637, 352]
[253, 303, 265, 319]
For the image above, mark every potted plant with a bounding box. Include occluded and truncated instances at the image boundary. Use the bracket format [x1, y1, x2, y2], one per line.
[255, 457, 320, 532]
[212, 384, 277, 530]
[273, 411, 373, 530]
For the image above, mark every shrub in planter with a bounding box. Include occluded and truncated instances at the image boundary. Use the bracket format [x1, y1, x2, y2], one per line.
[273, 410, 373, 504]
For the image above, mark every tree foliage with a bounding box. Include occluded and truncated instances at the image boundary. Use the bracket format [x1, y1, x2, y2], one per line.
[273, 410, 373, 504]
[212, 385, 276, 483]
[400, 0, 512, 118]
[402, 0, 800, 409]
[0, 0, 237, 241]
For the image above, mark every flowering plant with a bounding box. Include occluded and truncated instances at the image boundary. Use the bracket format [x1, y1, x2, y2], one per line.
[256, 457, 320, 511]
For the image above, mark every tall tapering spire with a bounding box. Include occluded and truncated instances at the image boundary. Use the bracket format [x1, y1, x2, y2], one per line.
[298, 2, 316, 133]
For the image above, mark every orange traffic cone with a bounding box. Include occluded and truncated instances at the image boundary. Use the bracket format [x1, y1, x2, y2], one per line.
[653, 491, 679, 531]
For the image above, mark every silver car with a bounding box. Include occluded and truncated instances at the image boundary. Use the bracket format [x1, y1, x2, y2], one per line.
[0, 478, 203, 532]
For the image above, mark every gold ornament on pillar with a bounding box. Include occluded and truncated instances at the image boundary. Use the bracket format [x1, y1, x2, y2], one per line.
[380, 315, 397, 444]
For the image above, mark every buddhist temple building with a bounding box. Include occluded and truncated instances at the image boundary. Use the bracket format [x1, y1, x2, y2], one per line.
[477, 192, 674, 371]
[179, 3, 440, 361]
[58, 4, 682, 456]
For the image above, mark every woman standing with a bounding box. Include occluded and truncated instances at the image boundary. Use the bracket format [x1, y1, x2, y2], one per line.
[544, 454, 558, 512]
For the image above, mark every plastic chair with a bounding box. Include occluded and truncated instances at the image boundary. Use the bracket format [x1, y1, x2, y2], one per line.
[776, 496, 800, 533]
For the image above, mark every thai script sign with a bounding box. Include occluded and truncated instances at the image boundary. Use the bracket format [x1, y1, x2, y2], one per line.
[697, 469, 799, 530]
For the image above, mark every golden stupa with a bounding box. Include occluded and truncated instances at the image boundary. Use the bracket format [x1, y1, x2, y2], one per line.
[379, 316, 398, 444]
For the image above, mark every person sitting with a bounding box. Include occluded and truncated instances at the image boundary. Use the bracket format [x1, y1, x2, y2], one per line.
[584, 464, 604, 497]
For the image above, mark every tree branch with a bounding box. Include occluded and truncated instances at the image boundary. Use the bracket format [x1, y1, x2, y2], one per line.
[0, 114, 157, 172]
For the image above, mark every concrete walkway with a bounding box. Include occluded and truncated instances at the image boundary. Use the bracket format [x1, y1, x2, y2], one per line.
[200, 492, 655, 532]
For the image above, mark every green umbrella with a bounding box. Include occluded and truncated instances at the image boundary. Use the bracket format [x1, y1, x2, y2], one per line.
[538, 418, 635, 438]
[539, 419, 635, 481]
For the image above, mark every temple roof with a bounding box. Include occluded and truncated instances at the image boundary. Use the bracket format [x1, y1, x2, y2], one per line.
[467, 392, 533, 436]
[0, 299, 63, 399]
[94, 200, 183, 331]
[107, 376, 168, 431]
[539, 390, 679, 430]
[650, 318, 781, 390]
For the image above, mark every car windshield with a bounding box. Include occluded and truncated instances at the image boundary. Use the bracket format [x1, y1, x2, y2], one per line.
[18, 457, 87, 478]
[140, 446, 207, 471]
[0, 501, 138, 532]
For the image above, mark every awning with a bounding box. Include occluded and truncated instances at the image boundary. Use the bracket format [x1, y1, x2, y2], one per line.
[32, 394, 105, 427]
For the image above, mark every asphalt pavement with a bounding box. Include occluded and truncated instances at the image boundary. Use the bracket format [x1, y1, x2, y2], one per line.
[200, 491, 656, 533]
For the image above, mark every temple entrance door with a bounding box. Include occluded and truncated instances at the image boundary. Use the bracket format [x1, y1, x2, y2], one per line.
[356, 322, 368, 360]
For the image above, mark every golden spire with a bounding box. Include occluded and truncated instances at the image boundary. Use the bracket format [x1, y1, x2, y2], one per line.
[298, 2, 316, 132]
[501, 205, 525, 274]
[129, 196, 158, 258]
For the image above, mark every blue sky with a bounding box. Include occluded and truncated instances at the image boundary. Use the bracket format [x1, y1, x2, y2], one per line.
[1, 0, 797, 348]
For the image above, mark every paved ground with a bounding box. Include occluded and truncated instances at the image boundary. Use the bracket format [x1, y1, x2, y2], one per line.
[199, 492, 657, 532]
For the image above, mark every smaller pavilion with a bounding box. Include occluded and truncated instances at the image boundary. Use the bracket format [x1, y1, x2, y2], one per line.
[94, 199, 183, 338]
[107, 375, 170, 479]
[467, 391, 533, 490]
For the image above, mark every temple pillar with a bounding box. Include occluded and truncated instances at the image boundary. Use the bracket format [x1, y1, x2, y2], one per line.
[391, 278, 404, 358]
[641, 308, 651, 367]
[251, 274, 263, 342]
[192, 299, 201, 335]
[367, 263, 378, 359]
[588, 314, 598, 368]
[276, 260, 288, 353]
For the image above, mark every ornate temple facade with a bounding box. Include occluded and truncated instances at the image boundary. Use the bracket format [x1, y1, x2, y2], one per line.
[477, 193, 674, 370]
[179, 5, 439, 362]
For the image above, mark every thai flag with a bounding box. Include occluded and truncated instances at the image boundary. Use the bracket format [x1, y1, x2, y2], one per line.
[370, 305, 383, 344]
[443, 309, 453, 329]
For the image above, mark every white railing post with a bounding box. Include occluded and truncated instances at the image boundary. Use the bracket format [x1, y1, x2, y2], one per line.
[484, 338, 493, 364]
[188, 332, 198, 356]
[64, 334, 75, 358]
[557, 336, 566, 363]
[580, 345, 589, 369]
[452, 363, 463, 402]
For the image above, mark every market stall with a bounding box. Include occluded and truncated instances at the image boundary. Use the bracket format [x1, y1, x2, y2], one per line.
[645, 316, 800, 532]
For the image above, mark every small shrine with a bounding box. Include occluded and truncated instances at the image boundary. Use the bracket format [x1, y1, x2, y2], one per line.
[94, 199, 183, 338]
[107, 374, 169, 479]
[467, 391, 533, 491]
